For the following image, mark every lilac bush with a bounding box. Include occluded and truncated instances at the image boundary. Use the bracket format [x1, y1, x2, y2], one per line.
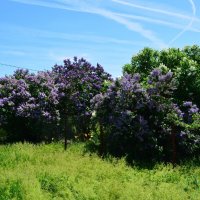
[0, 57, 112, 142]
[52, 57, 112, 139]
[0, 69, 61, 141]
[92, 69, 200, 162]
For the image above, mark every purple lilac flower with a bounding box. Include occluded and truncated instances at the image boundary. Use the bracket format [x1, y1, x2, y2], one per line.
[133, 73, 140, 82]
[38, 92, 46, 99]
[158, 75, 166, 82]
[172, 103, 184, 118]
[165, 71, 173, 80]
[183, 101, 193, 107]
[189, 104, 199, 114]
[42, 111, 50, 118]
[0, 99, 4, 107]
[147, 79, 153, 84]
[150, 69, 161, 77]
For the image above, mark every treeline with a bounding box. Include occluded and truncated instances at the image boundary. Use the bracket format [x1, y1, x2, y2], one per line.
[0, 46, 200, 163]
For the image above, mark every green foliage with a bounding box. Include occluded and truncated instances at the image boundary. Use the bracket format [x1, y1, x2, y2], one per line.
[183, 45, 200, 64]
[159, 48, 186, 70]
[166, 111, 200, 158]
[123, 45, 200, 105]
[127, 47, 160, 76]
[0, 143, 199, 200]
[122, 63, 132, 74]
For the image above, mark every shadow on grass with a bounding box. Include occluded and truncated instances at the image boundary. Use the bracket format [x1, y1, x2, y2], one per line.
[84, 141, 200, 169]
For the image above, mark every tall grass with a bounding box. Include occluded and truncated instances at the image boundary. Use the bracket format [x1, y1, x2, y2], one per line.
[0, 142, 199, 200]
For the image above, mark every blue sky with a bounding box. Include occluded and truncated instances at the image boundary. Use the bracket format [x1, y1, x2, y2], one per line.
[0, 0, 200, 77]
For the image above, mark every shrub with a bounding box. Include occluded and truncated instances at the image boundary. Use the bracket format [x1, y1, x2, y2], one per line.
[52, 57, 112, 140]
[0, 58, 111, 142]
[92, 69, 200, 162]
[0, 69, 60, 142]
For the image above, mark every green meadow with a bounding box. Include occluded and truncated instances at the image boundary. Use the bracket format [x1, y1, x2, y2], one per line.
[0, 143, 199, 200]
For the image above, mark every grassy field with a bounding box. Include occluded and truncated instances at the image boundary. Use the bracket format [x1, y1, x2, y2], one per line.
[0, 143, 199, 200]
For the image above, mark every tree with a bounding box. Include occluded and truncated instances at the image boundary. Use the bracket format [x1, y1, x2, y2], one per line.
[123, 45, 200, 106]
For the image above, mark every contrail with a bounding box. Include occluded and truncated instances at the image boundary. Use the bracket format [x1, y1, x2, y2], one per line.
[168, 0, 196, 45]
[112, 0, 198, 21]
[11, 0, 167, 48]
[116, 12, 200, 33]
[93, 8, 167, 48]
[112, 0, 198, 47]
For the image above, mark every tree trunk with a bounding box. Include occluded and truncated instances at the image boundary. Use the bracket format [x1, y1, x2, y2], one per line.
[99, 123, 104, 156]
[64, 117, 67, 150]
[171, 126, 177, 167]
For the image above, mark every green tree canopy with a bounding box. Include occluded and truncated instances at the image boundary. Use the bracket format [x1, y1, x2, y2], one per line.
[123, 45, 200, 106]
